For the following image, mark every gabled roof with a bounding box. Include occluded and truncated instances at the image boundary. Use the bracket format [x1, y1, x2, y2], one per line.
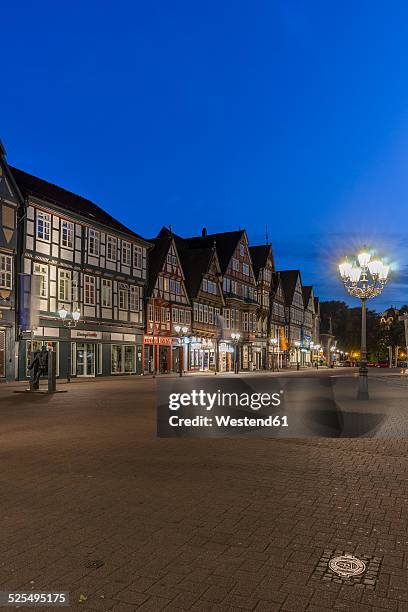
[145, 235, 173, 296]
[10, 166, 148, 243]
[279, 270, 302, 306]
[159, 227, 244, 274]
[249, 245, 273, 279]
[302, 285, 313, 307]
[179, 247, 215, 298]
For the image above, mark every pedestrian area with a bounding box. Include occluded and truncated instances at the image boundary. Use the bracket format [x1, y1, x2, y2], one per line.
[0, 374, 407, 611]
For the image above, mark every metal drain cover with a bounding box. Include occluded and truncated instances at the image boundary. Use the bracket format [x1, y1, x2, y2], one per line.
[329, 554, 366, 578]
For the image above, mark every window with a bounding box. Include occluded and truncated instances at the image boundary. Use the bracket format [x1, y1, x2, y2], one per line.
[243, 312, 249, 332]
[61, 220, 74, 249]
[243, 263, 249, 276]
[33, 263, 48, 298]
[36, 211, 51, 242]
[232, 258, 239, 272]
[224, 308, 230, 329]
[203, 304, 208, 323]
[148, 304, 153, 321]
[111, 345, 136, 374]
[88, 229, 100, 256]
[133, 245, 143, 269]
[202, 278, 208, 292]
[58, 269, 72, 302]
[161, 307, 167, 323]
[194, 302, 199, 321]
[239, 243, 245, 257]
[199, 303, 203, 322]
[84, 275, 95, 305]
[122, 241, 131, 266]
[207, 280, 217, 294]
[209, 306, 214, 324]
[119, 286, 129, 310]
[0, 255, 12, 290]
[163, 277, 169, 291]
[102, 279, 112, 307]
[129, 285, 141, 311]
[185, 310, 191, 324]
[167, 253, 172, 264]
[107, 236, 117, 261]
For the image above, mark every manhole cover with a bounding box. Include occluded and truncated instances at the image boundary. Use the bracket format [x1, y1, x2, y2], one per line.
[329, 554, 366, 578]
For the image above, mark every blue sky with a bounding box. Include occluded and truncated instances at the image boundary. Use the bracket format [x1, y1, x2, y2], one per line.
[2, 0, 408, 310]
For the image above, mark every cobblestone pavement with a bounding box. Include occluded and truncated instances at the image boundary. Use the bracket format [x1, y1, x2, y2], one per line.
[1, 372, 408, 611]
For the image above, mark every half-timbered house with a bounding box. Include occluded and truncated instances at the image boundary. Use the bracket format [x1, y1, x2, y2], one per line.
[144, 234, 192, 373]
[249, 244, 274, 369]
[280, 270, 305, 367]
[270, 272, 288, 369]
[302, 285, 316, 365]
[10, 167, 150, 379]
[159, 228, 225, 372]
[0, 143, 19, 381]
[169, 229, 257, 371]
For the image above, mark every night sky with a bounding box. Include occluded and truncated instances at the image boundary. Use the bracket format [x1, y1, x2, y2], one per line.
[3, 1, 408, 311]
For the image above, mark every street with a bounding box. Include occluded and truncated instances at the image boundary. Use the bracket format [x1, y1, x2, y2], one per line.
[1, 369, 408, 611]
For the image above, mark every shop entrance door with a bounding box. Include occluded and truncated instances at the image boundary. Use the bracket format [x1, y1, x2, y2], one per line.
[76, 343, 96, 377]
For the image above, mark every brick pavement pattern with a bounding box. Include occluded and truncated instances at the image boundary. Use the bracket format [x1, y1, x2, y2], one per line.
[1, 372, 408, 611]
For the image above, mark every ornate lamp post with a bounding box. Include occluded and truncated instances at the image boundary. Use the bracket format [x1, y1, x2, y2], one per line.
[58, 306, 81, 382]
[339, 249, 389, 399]
[294, 340, 300, 370]
[270, 337, 278, 372]
[231, 332, 240, 374]
[174, 325, 188, 377]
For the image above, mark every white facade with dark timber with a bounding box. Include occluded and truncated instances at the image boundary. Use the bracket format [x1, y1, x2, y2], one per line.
[11, 166, 150, 379]
[0, 143, 19, 381]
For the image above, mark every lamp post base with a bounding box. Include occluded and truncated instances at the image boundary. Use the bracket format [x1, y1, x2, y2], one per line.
[357, 367, 369, 400]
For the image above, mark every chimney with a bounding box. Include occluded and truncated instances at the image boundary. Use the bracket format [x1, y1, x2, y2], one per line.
[202, 227, 207, 237]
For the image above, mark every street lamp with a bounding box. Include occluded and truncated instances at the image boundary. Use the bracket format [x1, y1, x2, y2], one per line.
[339, 249, 389, 399]
[174, 325, 188, 377]
[58, 306, 81, 382]
[270, 337, 278, 372]
[231, 332, 240, 374]
[294, 340, 300, 371]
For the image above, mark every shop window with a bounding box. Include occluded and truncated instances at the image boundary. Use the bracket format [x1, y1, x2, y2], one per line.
[111, 344, 136, 374]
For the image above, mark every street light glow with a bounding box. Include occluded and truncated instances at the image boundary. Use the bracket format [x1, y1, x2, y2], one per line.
[357, 251, 371, 267]
[58, 306, 68, 320]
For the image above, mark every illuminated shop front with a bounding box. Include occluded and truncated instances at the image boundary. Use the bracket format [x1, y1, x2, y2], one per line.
[218, 341, 235, 372]
[143, 335, 173, 374]
[189, 336, 215, 371]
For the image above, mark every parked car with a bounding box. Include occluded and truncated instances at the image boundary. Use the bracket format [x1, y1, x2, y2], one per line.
[376, 361, 389, 368]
